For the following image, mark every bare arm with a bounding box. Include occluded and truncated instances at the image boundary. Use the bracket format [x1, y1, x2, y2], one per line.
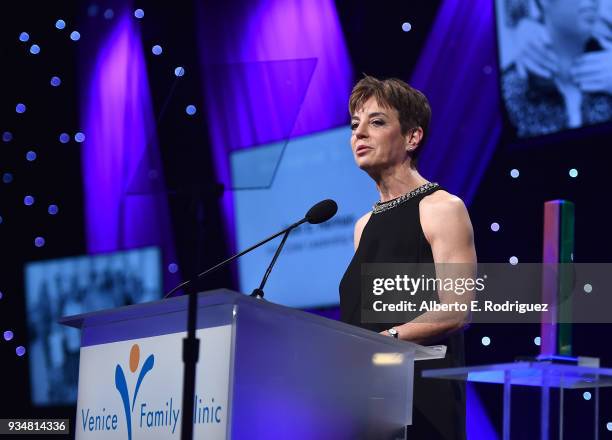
[382, 192, 477, 344]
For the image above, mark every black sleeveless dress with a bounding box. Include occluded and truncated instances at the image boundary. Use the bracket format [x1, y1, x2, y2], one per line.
[339, 183, 466, 440]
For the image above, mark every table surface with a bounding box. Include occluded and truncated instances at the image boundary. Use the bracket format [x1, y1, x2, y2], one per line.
[422, 362, 612, 389]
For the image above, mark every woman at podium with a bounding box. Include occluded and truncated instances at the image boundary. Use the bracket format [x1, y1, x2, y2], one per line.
[339, 76, 477, 440]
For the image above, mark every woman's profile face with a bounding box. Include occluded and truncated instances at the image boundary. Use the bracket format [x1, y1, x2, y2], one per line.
[350, 97, 408, 173]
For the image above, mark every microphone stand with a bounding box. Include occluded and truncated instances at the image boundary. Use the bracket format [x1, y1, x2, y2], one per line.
[176, 198, 336, 440]
[178, 220, 305, 440]
[250, 229, 292, 299]
[180, 280, 199, 440]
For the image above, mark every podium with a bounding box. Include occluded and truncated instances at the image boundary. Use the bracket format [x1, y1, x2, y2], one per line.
[61, 289, 446, 440]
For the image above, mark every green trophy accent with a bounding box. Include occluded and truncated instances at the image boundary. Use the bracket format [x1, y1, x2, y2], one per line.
[541, 200, 575, 358]
[557, 201, 574, 356]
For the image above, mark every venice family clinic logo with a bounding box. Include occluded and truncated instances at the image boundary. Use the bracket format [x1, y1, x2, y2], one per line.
[80, 340, 222, 438]
[115, 344, 155, 440]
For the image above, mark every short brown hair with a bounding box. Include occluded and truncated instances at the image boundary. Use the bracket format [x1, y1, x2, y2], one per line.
[349, 75, 431, 167]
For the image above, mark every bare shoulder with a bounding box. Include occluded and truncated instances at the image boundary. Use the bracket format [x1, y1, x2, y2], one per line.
[419, 190, 467, 216]
[419, 190, 473, 244]
[353, 211, 372, 251]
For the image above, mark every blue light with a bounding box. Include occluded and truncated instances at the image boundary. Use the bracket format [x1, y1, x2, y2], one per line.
[490, 222, 500, 232]
[30, 44, 40, 54]
[607, 422, 612, 431]
[19, 32, 30, 42]
[174, 66, 185, 77]
[70, 31, 81, 41]
[104, 8, 114, 19]
[509, 256, 518, 265]
[2, 132, 12, 142]
[55, 19, 66, 30]
[569, 168, 578, 178]
[48, 204, 59, 215]
[0, 291, 3, 299]
[584, 283, 593, 293]
[16, 103, 26, 114]
[24, 195, 35, 206]
[87, 4, 99, 17]
[186, 105, 196, 116]
[583, 391, 592, 401]
[152, 45, 162, 55]
[16, 346, 26, 357]
[34, 237, 45, 247]
[168, 263, 179, 274]
[510, 168, 520, 178]
[3, 331, 13, 341]
[2, 173, 13, 184]
[481, 336, 491, 346]
[26, 151, 37, 161]
[74, 132, 85, 142]
[50, 76, 61, 87]
[402, 22, 412, 32]
[59, 133, 70, 143]
[534, 336, 541, 346]
[134, 8, 144, 19]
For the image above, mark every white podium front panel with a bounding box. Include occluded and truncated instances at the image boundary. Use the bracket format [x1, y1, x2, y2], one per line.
[75, 325, 232, 440]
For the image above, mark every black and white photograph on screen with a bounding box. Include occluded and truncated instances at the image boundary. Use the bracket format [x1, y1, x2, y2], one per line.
[24, 247, 161, 405]
[496, 0, 612, 137]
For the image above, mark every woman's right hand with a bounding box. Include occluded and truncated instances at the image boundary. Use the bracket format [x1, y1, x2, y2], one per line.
[513, 18, 559, 79]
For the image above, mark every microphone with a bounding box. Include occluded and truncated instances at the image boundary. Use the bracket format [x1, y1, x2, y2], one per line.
[305, 199, 338, 224]
[164, 199, 338, 298]
[250, 199, 338, 299]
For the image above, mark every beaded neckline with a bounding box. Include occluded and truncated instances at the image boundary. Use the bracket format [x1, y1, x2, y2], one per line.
[372, 182, 439, 214]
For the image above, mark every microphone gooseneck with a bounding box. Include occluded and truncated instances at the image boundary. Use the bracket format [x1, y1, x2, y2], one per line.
[164, 199, 338, 298]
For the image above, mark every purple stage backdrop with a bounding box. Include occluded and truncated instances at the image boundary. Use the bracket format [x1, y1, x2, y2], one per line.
[196, 0, 353, 255]
[80, 9, 179, 291]
[413, 0, 502, 205]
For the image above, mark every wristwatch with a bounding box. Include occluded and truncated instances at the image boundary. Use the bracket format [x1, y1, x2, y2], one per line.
[387, 327, 399, 339]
